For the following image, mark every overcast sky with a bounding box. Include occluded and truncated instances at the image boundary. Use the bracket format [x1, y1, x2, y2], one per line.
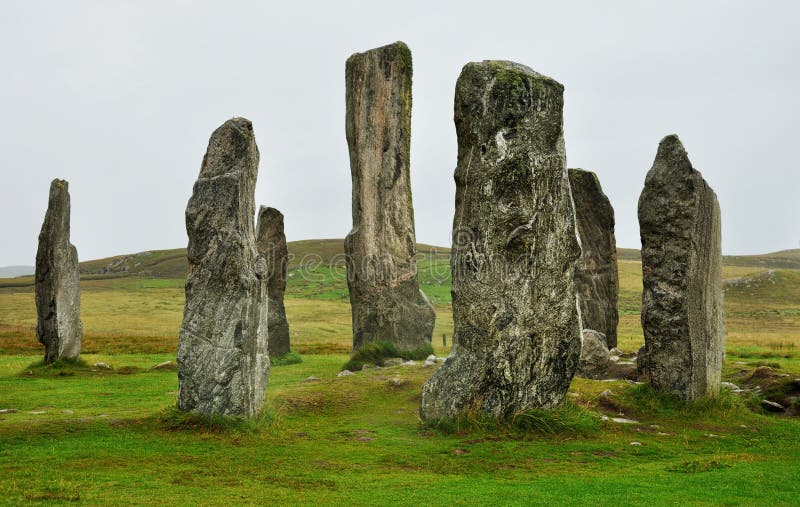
[1, 0, 798, 266]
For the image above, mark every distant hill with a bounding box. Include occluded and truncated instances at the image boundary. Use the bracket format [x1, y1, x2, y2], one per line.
[618, 247, 800, 270]
[0, 266, 34, 278]
[1, 241, 797, 282]
[75, 239, 450, 279]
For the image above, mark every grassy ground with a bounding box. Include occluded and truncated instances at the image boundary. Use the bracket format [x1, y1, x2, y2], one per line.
[1, 354, 799, 505]
[1, 249, 799, 505]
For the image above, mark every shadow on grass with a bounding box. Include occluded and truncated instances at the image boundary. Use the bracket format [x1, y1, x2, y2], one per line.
[425, 400, 602, 438]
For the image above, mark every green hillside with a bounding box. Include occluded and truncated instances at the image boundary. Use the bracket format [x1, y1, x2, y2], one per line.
[75, 239, 450, 280]
[618, 247, 800, 269]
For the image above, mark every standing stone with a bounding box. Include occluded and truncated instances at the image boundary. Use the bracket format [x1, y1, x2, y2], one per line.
[568, 169, 620, 348]
[576, 329, 611, 379]
[420, 61, 582, 421]
[177, 118, 269, 417]
[256, 206, 291, 357]
[344, 41, 435, 352]
[35, 179, 82, 364]
[637, 134, 724, 400]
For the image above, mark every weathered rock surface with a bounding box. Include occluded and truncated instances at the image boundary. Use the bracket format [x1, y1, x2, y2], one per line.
[420, 61, 582, 421]
[577, 330, 610, 379]
[637, 134, 724, 400]
[569, 169, 619, 348]
[256, 206, 291, 357]
[177, 118, 269, 417]
[344, 41, 435, 352]
[35, 179, 82, 363]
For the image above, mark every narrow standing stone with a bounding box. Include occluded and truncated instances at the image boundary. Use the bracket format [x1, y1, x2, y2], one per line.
[177, 118, 269, 417]
[344, 41, 435, 352]
[568, 169, 619, 348]
[420, 61, 582, 421]
[35, 179, 82, 363]
[256, 206, 291, 357]
[637, 134, 724, 400]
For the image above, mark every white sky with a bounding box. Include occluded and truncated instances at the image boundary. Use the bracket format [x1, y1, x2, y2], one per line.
[1, 0, 798, 265]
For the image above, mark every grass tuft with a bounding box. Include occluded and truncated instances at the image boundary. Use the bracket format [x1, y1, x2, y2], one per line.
[624, 384, 748, 419]
[426, 400, 601, 438]
[156, 406, 278, 434]
[271, 351, 303, 367]
[20, 357, 89, 376]
[343, 341, 434, 371]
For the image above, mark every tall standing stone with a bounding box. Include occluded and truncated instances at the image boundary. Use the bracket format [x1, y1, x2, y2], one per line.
[256, 206, 291, 357]
[177, 117, 269, 417]
[637, 134, 724, 400]
[420, 61, 582, 421]
[344, 41, 435, 352]
[35, 179, 82, 364]
[568, 169, 619, 348]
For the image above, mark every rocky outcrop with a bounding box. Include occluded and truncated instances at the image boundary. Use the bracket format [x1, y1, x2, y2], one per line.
[35, 179, 82, 364]
[344, 41, 435, 352]
[576, 330, 610, 379]
[569, 169, 619, 348]
[256, 206, 290, 357]
[420, 61, 582, 421]
[177, 118, 269, 417]
[637, 134, 724, 400]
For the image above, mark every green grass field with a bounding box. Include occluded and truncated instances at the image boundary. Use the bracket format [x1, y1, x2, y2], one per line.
[1, 242, 799, 505]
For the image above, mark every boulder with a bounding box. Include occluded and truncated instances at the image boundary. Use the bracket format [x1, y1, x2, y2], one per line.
[177, 118, 269, 418]
[256, 206, 291, 357]
[568, 169, 620, 348]
[344, 41, 435, 352]
[420, 61, 582, 421]
[35, 179, 82, 364]
[637, 135, 725, 400]
[577, 330, 611, 379]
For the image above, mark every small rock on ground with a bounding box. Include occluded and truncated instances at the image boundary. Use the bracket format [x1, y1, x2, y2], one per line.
[337, 370, 354, 377]
[721, 381, 742, 393]
[761, 399, 785, 412]
[152, 361, 175, 371]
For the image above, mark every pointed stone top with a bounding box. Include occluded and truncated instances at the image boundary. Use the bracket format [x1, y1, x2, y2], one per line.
[199, 117, 258, 179]
[655, 134, 688, 163]
[646, 134, 709, 185]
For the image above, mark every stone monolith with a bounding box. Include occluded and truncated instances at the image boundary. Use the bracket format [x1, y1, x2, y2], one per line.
[568, 169, 619, 348]
[637, 134, 724, 400]
[35, 179, 82, 364]
[344, 41, 435, 352]
[420, 61, 582, 421]
[177, 117, 269, 417]
[256, 206, 290, 357]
